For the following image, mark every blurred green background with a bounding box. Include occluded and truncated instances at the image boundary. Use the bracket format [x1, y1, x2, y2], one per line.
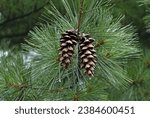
[0, 0, 49, 45]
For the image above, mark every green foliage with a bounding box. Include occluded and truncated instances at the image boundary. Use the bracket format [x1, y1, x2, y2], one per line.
[0, 0, 45, 17]
[141, 1, 150, 33]
[0, 51, 31, 100]
[144, 15, 150, 33]
[136, 0, 150, 48]
[0, 0, 49, 44]
[138, 0, 150, 5]
[110, 0, 145, 28]
[21, 0, 139, 100]
[107, 49, 150, 100]
[2, 0, 150, 101]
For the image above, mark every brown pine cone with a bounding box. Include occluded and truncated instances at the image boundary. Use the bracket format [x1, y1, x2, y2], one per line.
[59, 29, 78, 68]
[79, 33, 97, 76]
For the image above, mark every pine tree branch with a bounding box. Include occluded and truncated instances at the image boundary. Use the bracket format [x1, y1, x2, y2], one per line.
[0, 1, 49, 26]
[74, 0, 85, 101]
[0, 31, 29, 39]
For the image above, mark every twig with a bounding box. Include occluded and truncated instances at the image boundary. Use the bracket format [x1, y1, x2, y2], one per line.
[77, 0, 84, 35]
[74, 0, 85, 101]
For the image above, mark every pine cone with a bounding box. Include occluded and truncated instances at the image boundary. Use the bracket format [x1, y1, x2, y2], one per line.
[59, 29, 78, 68]
[79, 33, 97, 76]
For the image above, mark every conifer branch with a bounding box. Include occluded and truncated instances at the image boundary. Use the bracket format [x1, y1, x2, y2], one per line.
[73, 0, 85, 101]
[0, 31, 29, 39]
[0, 2, 49, 26]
